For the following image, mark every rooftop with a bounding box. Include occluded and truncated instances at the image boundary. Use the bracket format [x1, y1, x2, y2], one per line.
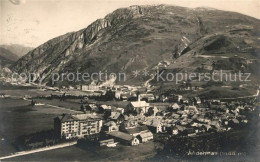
[124, 125, 149, 135]
[57, 113, 101, 122]
[145, 118, 161, 127]
[108, 131, 134, 141]
[130, 101, 149, 108]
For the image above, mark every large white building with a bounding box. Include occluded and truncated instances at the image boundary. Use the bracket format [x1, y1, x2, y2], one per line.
[127, 100, 150, 114]
[54, 114, 103, 139]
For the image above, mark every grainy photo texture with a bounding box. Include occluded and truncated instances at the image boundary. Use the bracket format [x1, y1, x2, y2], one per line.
[0, 0, 259, 161]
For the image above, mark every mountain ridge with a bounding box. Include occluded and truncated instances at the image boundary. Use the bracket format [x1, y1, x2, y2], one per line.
[0, 44, 34, 58]
[10, 5, 260, 87]
[0, 47, 20, 67]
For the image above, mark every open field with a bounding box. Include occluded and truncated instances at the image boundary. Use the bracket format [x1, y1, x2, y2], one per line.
[0, 89, 61, 98]
[5, 142, 157, 161]
[35, 98, 82, 111]
[193, 86, 257, 99]
[94, 100, 130, 108]
[34, 99, 130, 111]
[0, 98, 78, 140]
[0, 98, 78, 156]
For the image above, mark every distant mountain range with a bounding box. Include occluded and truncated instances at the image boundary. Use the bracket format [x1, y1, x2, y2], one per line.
[0, 47, 19, 67]
[0, 44, 34, 58]
[9, 5, 260, 91]
[0, 44, 33, 68]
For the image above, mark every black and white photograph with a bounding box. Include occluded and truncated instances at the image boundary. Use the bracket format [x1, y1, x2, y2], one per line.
[0, 0, 259, 161]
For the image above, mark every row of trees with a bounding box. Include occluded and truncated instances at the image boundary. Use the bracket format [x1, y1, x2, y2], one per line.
[13, 129, 72, 150]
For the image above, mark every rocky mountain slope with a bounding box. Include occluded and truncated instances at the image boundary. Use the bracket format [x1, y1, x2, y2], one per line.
[11, 5, 260, 87]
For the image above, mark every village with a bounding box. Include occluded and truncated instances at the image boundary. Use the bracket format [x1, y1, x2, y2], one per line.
[1, 1, 260, 161]
[50, 83, 257, 148]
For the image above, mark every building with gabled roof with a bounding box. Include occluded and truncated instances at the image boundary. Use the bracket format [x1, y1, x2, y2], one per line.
[108, 131, 140, 146]
[103, 121, 119, 133]
[144, 118, 162, 133]
[116, 107, 124, 114]
[109, 112, 125, 124]
[127, 100, 150, 114]
[137, 131, 153, 143]
[123, 125, 150, 136]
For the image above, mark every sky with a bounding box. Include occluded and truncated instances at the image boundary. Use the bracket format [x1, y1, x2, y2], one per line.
[0, 0, 259, 47]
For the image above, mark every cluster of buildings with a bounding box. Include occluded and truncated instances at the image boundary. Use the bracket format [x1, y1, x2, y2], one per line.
[54, 92, 256, 146]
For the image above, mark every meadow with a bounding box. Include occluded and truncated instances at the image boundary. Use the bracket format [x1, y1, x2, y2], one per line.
[0, 98, 77, 156]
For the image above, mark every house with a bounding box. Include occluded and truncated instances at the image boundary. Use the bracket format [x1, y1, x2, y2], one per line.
[184, 106, 199, 114]
[160, 95, 168, 102]
[169, 113, 179, 119]
[196, 117, 211, 124]
[115, 91, 121, 100]
[127, 100, 150, 114]
[137, 131, 153, 143]
[190, 122, 199, 127]
[237, 115, 248, 123]
[121, 95, 129, 101]
[193, 97, 201, 105]
[139, 93, 155, 102]
[123, 114, 135, 121]
[182, 98, 189, 104]
[99, 105, 111, 113]
[121, 125, 154, 143]
[210, 120, 221, 131]
[85, 104, 98, 112]
[201, 124, 212, 132]
[176, 95, 183, 102]
[54, 114, 103, 139]
[116, 108, 125, 114]
[166, 126, 179, 135]
[108, 131, 140, 146]
[147, 106, 159, 116]
[103, 121, 119, 133]
[175, 125, 186, 134]
[82, 84, 98, 91]
[168, 94, 183, 102]
[172, 127, 179, 135]
[124, 125, 151, 136]
[135, 114, 146, 122]
[222, 119, 229, 126]
[229, 119, 239, 127]
[211, 99, 221, 105]
[176, 110, 185, 115]
[109, 112, 125, 124]
[186, 128, 196, 136]
[169, 103, 180, 112]
[145, 118, 162, 133]
[180, 120, 189, 126]
[119, 120, 138, 131]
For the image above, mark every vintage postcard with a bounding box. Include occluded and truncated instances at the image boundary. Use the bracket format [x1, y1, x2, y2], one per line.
[0, 0, 259, 161]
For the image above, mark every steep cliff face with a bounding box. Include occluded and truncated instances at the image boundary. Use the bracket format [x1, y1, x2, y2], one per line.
[12, 6, 144, 77]
[11, 5, 260, 86]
